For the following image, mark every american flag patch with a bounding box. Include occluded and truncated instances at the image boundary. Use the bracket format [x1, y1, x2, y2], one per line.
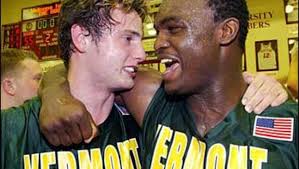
[253, 116, 294, 142]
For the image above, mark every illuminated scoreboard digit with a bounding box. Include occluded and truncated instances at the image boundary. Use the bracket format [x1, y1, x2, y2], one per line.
[22, 20, 36, 50]
[21, 2, 61, 60]
[36, 17, 57, 30]
[2, 23, 21, 49]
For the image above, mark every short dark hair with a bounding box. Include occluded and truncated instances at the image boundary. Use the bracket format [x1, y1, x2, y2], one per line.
[207, 0, 249, 50]
[1, 48, 38, 81]
[59, 0, 146, 68]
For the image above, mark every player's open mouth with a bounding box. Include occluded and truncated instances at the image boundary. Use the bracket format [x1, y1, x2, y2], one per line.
[161, 58, 179, 68]
[124, 66, 138, 77]
[160, 58, 180, 78]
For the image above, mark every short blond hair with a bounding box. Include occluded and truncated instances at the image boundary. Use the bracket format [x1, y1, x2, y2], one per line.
[1, 48, 38, 81]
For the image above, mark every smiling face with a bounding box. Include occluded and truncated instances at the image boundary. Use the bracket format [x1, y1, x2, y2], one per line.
[86, 7, 146, 91]
[155, 0, 220, 95]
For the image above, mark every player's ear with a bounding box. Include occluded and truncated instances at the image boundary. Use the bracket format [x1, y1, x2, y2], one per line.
[71, 24, 90, 53]
[2, 78, 17, 96]
[216, 17, 239, 46]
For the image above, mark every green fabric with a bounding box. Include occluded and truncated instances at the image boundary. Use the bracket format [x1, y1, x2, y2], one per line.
[142, 86, 298, 169]
[1, 97, 142, 169]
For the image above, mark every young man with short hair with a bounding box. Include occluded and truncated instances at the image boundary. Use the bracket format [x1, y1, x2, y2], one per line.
[1, 48, 42, 110]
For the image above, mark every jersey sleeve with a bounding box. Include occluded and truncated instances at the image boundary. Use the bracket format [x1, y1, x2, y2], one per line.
[250, 100, 298, 169]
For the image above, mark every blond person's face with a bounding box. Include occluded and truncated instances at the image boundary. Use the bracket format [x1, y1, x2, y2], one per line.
[15, 59, 42, 103]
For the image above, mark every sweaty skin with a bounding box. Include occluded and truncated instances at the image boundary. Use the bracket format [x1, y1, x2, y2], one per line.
[39, 0, 288, 145]
[40, 57, 288, 145]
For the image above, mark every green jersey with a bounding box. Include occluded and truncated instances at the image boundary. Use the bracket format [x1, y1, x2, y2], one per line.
[1, 97, 142, 169]
[142, 86, 298, 169]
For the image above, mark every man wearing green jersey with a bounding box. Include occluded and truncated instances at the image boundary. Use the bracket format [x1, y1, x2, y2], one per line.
[26, 0, 295, 169]
[139, 0, 298, 168]
[1, 49, 42, 110]
[1, 0, 146, 168]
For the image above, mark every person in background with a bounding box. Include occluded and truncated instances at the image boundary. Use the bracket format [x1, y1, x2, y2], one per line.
[1, 48, 42, 110]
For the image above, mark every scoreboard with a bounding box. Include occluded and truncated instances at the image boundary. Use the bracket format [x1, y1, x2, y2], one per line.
[1, 2, 61, 60]
[21, 16, 59, 60]
[21, 2, 61, 60]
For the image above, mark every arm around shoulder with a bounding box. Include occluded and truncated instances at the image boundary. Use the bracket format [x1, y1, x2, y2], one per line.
[121, 67, 162, 126]
[38, 63, 94, 146]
